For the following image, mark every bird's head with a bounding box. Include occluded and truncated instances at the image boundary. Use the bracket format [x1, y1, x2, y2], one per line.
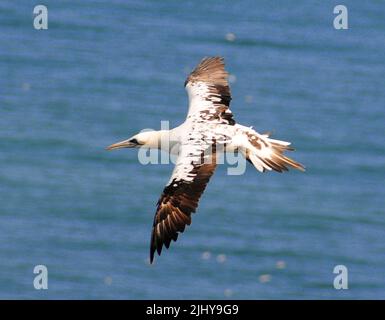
[106, 131, 156, 150]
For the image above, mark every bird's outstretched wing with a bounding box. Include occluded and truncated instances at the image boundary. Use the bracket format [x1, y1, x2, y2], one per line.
[150, 57, 233, 263]
[150, 141, 217, 263]
[184, 56, 235, 125]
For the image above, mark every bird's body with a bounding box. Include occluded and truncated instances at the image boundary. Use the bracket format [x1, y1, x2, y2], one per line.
[107, 57, 304, 263]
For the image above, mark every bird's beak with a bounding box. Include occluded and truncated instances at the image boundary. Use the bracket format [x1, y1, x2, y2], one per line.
[106, 139, 136, 150]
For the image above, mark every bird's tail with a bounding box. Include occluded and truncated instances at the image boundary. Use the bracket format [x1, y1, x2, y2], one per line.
[239, 127, 305, 173]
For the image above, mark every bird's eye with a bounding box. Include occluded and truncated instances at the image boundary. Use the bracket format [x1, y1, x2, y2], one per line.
[130, 138, 139, 145]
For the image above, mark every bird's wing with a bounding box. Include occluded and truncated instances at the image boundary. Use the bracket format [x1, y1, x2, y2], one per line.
[149, 57, 232, 262]
[150, 138, 217, 263]
[184, 56, 235, 125]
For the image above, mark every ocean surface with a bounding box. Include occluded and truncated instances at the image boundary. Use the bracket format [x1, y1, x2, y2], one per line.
[1, 0, 384, 299]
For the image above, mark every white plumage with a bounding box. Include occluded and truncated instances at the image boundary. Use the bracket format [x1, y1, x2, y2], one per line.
[107, 57, 304, 263]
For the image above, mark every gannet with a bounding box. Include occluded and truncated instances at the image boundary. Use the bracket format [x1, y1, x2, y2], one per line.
[107, 57, 304, 263]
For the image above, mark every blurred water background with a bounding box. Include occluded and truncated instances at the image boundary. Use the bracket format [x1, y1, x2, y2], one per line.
[1, 0, 385, 299]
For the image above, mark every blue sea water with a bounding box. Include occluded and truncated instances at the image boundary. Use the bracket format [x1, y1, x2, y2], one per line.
[1, 0, 385, 299]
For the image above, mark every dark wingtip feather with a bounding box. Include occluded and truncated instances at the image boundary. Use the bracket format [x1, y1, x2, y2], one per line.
[150, 231, 156, 264]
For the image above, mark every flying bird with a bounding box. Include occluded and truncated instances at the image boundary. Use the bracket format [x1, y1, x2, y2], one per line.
[107, 57, 304, 263]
